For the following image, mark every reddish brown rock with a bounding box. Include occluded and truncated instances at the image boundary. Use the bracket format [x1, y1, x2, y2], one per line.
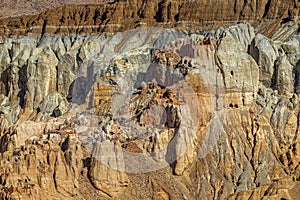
[0, 0, 298, 37]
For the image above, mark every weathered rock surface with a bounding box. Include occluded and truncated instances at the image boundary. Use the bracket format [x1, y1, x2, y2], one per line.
[0, 125, 83, 199]
[89, 141, 129, 197]
[38, 92, 70, 118]
[0, 5, 299, 199]
[216, 23, 259, 107]
[0, 0, 299, 37]
[0, 0, 112, 19]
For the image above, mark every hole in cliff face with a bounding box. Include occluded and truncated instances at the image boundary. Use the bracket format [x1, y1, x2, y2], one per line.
[101, 11, 108, 22]
[174, 13, 179, 21]
[230, 71, 234, 76]
[149, 136, 153, 142]
[83, 157, 91, 168]
[51, 107, 62, 118]
[164, 104, 181, 128]
[229, 103, 238, 108]
[155, 1, 165, 22]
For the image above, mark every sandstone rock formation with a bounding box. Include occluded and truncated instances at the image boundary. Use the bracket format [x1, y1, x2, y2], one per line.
[0, 0, 299, 37]
[0, 0, 112, 19]
[0, 1, 299, 199]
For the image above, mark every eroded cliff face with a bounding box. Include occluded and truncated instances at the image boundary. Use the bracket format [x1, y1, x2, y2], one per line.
[0, 0, 112, 19]
[0, 0, 299, 37]
[0, 1, 299, 199]
[0, 22, 299, 199]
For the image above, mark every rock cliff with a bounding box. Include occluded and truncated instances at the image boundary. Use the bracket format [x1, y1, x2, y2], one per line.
[0, 0, 299, 37]
[0, 0, 112, 19]
[0, 1, 299, 199]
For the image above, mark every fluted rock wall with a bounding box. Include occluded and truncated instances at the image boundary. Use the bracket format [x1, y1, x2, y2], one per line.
[0, 1, 299, 198]
[0, 0, 113, 19]
[0, 22, 299, 199]
[0, 0, 299, 37]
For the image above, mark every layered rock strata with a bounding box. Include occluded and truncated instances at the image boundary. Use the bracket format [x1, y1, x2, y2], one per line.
[0, 0, 299, 37]
[0, 1, 299, 198]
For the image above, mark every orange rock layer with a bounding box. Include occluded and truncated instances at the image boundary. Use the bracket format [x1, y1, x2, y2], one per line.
[0, 0, 299, 37]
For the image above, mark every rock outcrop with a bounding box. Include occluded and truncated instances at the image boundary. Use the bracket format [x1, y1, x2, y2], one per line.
[0, 125, 83, 199]
[0, 0, 299, 37]
[0, 0, 112, 19]
[0, 1, 299, 199]
[89, 141, 129, 197]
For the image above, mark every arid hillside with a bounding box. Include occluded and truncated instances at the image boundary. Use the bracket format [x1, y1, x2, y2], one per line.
[0, 1, 299, 199]
[0, 0, 299, 37]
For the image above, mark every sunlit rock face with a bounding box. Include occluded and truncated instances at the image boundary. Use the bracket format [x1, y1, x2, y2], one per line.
[0, 0, 298, 37]
[0, 20, 299, 199]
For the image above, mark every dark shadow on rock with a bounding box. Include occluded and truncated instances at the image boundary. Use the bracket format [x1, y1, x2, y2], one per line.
[166, 127, 180, 175]
[71, 61, 100, 105]
[17, 65, 28, 108]
[71, 76, 89, 105]
[294, 60, 300, 93]
[0, 67, 9, 96]
[177, 43, 194, 58]
[51, 107, 62, 118]
[135, 62, 184, 88]
[67, 80, 75, 102]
